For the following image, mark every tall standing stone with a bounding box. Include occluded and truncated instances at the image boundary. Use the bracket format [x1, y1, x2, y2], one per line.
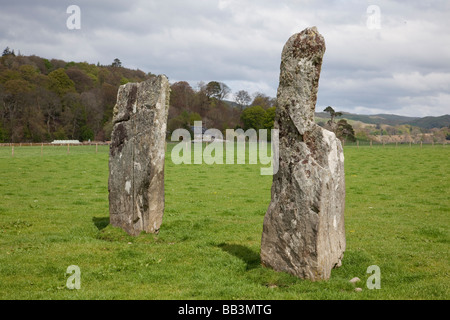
[109, 75, 170, 236]
[260, 27, 346, 280]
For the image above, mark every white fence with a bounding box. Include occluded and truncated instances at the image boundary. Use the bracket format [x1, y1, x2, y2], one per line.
[51, 140, 81, 144]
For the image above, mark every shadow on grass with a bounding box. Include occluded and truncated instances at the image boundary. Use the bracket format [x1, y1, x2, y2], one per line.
[218, 243, 261, 271]
[93, 217, 110, 231]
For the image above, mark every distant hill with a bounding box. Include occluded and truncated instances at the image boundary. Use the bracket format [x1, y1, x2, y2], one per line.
[407, 115, 450, 129]
[315, 112, 450, 129]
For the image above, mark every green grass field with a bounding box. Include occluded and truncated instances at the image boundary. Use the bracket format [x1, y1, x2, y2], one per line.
[0, 143, 448, 299]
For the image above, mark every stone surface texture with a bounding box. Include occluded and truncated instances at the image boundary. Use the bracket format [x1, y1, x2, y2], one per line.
[260, 27, 346, 281]
[109, 75, 170, 236]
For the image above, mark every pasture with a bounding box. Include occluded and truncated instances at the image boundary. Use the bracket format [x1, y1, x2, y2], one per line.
[0, 143, 448, 299]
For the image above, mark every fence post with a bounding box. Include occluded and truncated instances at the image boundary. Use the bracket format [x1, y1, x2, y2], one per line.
[96, 143, 98, 154]
[41, 143, 43, 157]
[357, 140, 359, 148]
[12, 145, 14, 157]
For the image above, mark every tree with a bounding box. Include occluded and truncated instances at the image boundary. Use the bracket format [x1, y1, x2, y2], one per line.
[0, 121, 5, 142]
[81, 89, 104, 139]
[263, 107, 276, 130]
[204, 81, 230, 101]
[323, 106, 342, 126]
[101, 83, 118, 120]
[262, 106, 276, 141]
[251, 92, 275, 110]
[235, 90, 251, 110]
[35, 87, 62, 139]
[205, 81, 219, 99]
[4, 79, 33, 95]
[170, 81, 195, 109]
[2, 47, 15, 56]
[167, 110, 201, 134]
[65, 67, 94, 93]
[20, 91, 46, 142]
[215, 82, 230, 101]
[336, 119, 356, 142]
[323, 106, 355, 141]
[241, 105, 266, 131]
[47, 68, 76, 96]
[80, 125, 94, 141]
[19, 65, 39, 81]
[219, 82, 231, 101]
[111, 58, 122, 67]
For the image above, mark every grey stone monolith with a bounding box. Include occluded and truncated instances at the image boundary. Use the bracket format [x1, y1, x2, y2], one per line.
[260, 27, 346, 280]
[108, 75, 170, 236]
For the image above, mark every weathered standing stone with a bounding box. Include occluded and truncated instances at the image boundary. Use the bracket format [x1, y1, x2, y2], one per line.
[109, 75, 170, 236]
[260, 27, 346, 281]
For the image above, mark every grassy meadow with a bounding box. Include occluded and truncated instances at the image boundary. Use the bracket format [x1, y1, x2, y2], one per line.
[0, 143, 448, 299]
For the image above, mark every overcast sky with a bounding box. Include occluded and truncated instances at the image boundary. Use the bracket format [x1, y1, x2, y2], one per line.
[1, 0, 449, 117]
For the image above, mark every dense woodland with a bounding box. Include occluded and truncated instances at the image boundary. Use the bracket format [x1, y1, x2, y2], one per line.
[0, 48, 277, 143]
[1, 48, 448, 143]
[0, 50, 149, 142]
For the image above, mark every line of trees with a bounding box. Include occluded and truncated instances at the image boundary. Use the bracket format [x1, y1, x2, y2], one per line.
[0, 48, 280, 143]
